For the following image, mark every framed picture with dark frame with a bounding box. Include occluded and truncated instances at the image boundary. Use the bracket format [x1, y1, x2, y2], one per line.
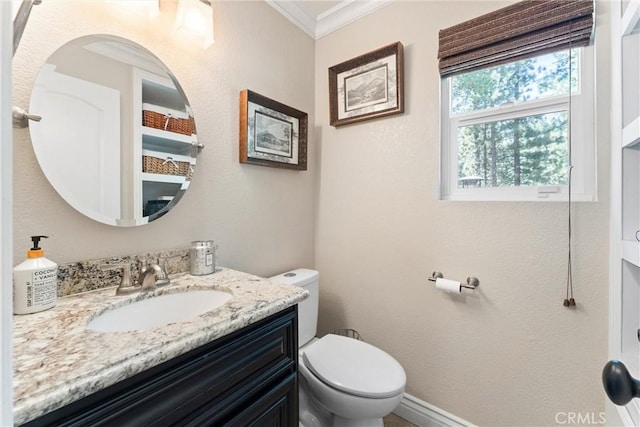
[239, 89, 308, 170]
[329, 41, 404, 127]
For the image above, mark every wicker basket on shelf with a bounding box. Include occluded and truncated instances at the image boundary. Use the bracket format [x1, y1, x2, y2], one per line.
[142, 155, 191, 177]
[142, 110, 196, 136]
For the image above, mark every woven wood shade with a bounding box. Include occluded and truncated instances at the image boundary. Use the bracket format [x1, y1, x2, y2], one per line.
[438, 0, 594, 77]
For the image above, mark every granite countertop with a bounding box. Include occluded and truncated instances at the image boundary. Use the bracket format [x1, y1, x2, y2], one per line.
[13, 267, 308, 425]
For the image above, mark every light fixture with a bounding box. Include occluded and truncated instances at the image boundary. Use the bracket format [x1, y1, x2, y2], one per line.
[118, 0, 160, 20]
[142, 0, 160, 20]
[175, 0, 214, 49]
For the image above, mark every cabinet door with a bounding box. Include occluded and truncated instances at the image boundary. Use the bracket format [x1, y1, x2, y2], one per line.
[224, 373, 297, 427]
[24, 307, 298, 427]
[183, 372, 298, 427]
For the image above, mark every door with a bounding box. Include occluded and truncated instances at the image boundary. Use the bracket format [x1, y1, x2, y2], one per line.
[605, 0, 640, 424]
[29, 63, 121, 225]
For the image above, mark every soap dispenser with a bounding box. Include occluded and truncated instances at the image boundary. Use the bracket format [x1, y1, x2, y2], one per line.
[13, 235, 58, 314]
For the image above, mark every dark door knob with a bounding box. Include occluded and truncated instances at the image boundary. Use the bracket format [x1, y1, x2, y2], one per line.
[602, 360, 640, 405]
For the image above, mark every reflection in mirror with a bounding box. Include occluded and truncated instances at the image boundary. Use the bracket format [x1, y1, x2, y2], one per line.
[29, 34, 199, 227]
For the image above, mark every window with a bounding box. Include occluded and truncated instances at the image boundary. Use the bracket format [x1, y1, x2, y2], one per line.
[437, 0, 595, 201]
[440, 47, 595, 201]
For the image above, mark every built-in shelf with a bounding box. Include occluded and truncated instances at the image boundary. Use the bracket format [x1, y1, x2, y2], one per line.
[133, 68, 197, 221]
[622, 0, 640, 35]
[612, 3, 640, 425]
[623, 117, 640, 148]
[142, 126, 195, 144]
[143, 102, 189, 118]
[622, 31, 639, 128]
[623, 240, 640, 267]
[621, 259, 640, 389]
[141, 77, 186, 112]
[622, 136, 640, 242]
[141, 172, 190, 187]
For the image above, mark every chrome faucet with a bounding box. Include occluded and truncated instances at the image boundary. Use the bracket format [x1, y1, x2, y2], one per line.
[138, 262, 162, 291]
[154, 257, 171, 287]
[138, 258, 173, 290]
[100, 259, 172, 296]
[100, 263, 138, 296]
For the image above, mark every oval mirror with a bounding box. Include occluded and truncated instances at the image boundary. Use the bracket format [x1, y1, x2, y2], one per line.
[29, 34, 200, 227]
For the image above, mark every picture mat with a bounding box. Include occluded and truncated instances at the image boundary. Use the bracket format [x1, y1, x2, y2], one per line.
[247, 100, 299, 165]
[336, 54, 397, 121]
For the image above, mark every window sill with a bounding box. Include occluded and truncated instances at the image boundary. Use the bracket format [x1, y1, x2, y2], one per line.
[441, 190, 597, 202]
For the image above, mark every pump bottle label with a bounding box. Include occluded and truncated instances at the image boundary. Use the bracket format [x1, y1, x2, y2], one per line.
[25, 267, 57, 308]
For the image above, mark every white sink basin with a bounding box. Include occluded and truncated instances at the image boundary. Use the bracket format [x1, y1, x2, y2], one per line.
[87, 290, 233, 332]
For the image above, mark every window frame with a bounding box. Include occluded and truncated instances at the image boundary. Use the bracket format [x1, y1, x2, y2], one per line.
[440, 46, 596, 202]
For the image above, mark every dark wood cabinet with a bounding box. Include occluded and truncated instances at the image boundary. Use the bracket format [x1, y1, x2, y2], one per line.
[24, 307, 298, 427]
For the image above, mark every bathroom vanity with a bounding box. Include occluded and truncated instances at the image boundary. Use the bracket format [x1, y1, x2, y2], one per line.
[13, 268, 307, 426]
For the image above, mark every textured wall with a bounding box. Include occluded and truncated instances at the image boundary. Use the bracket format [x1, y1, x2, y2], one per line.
[12, 0, 317, 277]
[314, 1, 611, 425]
[11, 0, 613, 425]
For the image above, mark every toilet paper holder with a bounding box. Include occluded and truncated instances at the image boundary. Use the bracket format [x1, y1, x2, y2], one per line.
[428, 271, 480, 290]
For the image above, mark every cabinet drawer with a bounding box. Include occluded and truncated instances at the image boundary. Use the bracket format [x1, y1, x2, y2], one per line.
[25, 307, 298, 427]
[221, 372, 297, 427]
[181, 372, 297, 427]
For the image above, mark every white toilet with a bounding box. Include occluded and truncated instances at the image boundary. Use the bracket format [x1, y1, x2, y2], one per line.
[270, 269, 406, 427]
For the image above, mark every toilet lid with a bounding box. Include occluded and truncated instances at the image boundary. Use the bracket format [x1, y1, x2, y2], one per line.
[302, 334, 406, 399]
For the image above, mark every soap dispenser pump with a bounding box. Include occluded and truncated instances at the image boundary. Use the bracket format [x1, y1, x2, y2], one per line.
[13, 235, 58, 314]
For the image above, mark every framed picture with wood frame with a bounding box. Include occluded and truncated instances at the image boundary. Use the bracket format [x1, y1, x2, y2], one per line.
[329, 41, 404, 127]
[239, 89, 308, 170]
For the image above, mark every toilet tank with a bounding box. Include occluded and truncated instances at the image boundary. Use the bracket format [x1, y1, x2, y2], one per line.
[269, 269, 319, 347]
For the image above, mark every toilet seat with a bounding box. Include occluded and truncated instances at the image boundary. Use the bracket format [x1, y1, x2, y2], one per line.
[302, 334, 406, 399]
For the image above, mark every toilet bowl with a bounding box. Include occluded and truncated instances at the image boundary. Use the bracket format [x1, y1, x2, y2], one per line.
[299, 334, 405, 427]
[269, 269, 406, 427]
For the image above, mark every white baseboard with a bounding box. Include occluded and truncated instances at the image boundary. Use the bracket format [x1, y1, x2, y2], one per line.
[393, 393, 475, 427]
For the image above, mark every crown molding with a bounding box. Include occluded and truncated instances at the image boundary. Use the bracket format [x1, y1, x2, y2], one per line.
[267, 0, 395, 40]
[315, 0, 394, 38]
[265, 0, 317, 38]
